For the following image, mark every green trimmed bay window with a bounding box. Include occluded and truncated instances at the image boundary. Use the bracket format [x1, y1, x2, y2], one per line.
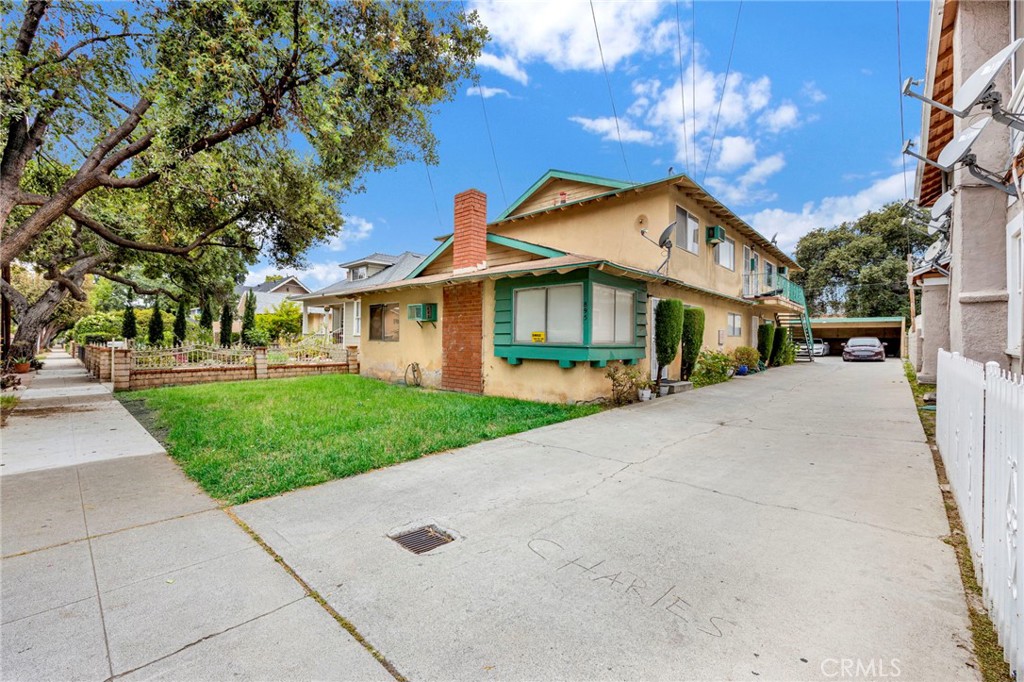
[494, 269, 647, 368]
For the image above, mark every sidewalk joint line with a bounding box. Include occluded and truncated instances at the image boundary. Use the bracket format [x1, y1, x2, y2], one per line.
[77, 469, 115, 680]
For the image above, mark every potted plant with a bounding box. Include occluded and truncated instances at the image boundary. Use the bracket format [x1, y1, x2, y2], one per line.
[12, 357, 31, 373]
[638, 379, 654, 402]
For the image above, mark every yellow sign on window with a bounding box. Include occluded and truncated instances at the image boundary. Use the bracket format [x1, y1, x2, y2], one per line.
[531, 331, 546, 343]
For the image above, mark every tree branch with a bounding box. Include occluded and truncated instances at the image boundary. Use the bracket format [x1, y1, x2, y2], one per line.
[0, 277, 30, 318]
[89, 269, 180, 302]
[25, 31, 148, 75]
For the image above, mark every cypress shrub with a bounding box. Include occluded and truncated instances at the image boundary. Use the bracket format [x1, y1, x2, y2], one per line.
[769, 325, 787, 366]
[680, 306, 705, 381]
[241, 291, 257, 344]
[147, 297, 164, 345]
[199, 298, 213, 330]
[219, 303, 233, 346]
[121, 305, 137, 340]
[654, 299, 684, 386]
[757, 322, 775, 364]
[173, 300, 188, 346]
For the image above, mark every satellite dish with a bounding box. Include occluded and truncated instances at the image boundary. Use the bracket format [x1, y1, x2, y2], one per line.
[937, 117, 991, 171]
[927, 214, 950, 236]
[953, 39, 1024, 113]
[657, 223, 675, 249]
[924, 239, 947, 263]
[931, 189, 954, 218]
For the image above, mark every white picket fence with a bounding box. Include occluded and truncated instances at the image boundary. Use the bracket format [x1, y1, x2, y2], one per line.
[937, 349, 1024, 675]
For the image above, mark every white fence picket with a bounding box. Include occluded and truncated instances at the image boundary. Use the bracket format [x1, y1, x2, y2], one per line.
[937, 349, 1024, 676]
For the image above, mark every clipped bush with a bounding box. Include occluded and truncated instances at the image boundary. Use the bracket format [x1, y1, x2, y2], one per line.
[199, 298, 214, 330]
[121, 306, 137, 340]
[691, 349, 734, 388]
[147, 298, 164, 345]
[173, 300, 188, 346]
[241, 291, 257, 343]
[731, 345, 760, 370]
[680, 306, 705, 381]
[757, 322, 775, 364]
[780, 330, 797, 365]
[219, 303, 233, 346]
[605, 362, 644, 405]
[769, 325, 786, 366]
[654, 299, 684, 386]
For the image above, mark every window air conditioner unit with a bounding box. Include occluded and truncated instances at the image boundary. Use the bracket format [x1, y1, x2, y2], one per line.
[706, 225, 726, 245]
[407, 303, 438, 323]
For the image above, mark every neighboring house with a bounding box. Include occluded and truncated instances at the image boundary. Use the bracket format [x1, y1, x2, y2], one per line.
[907, 0, 1024, 379]
[290, 252, 426, 348]
[328, 170, 811, 403]
[228, 276, 320, 334]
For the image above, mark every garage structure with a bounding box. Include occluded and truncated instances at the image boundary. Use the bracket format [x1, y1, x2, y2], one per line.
[809, 317, 906, 357]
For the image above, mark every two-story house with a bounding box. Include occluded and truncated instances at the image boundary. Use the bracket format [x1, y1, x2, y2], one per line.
[331, 170, 808, 403]
[290, 252, 426, 348]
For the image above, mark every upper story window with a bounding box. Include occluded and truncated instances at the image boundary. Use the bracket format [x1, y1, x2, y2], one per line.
[765, 261, 775, 286]
[1015, 0, 1024, 88]
[514, 284, 584, 344]
[350, 266, 368, 281]
[1009, 215, 1023, 353]
[676, 206, 700, 255]
[714, 237, 736, 270]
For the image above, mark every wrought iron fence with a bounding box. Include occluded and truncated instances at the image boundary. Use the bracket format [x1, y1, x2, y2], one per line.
[130, 343, 253, 370]
[266, 339, 347, 365]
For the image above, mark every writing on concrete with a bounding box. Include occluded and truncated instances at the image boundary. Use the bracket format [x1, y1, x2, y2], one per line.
[527, 537, 736, 638]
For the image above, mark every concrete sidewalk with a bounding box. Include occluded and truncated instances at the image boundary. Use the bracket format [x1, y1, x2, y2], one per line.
[236, 358, 979, 681]
[1, 351, 392, 681]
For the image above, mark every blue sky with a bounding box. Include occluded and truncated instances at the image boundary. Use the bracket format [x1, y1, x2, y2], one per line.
[248, 0, 930, 289]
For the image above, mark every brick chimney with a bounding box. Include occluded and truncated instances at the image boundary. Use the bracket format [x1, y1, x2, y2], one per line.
[453, 189, 487, 273]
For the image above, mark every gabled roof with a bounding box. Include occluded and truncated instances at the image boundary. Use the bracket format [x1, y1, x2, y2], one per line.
[405, 233, 567, 279]
[496, 169, 631, 221]
[234, 275, 309, 296]
[337, 252, 401, 269]
[291, 251, 425, 302]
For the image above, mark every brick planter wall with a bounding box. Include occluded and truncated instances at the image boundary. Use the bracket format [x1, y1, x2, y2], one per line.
[129, 365, 255, 390]
[442, 282, 483, 393]
[267, 363, 351, 379]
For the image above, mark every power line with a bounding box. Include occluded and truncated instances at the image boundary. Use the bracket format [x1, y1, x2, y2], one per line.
[423, 161, 444, 232]
[691, 0, 697, 177]
[895, 0, 912, 259]
[702, 0, 743, 183]
[674, 0, 690, 175]
[589, 0, 633, 183]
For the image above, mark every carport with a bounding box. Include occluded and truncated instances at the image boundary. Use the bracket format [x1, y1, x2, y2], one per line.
[809, 316, 906, 357]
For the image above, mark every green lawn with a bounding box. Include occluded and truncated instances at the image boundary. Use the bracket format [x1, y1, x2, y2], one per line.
[122, 375, 601, 504]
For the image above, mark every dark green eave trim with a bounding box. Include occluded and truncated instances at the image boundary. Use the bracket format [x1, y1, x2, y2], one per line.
[404, 233, 565, 281]
[485, 233, 566, 258]
[405, 236, 453, 280]
[495, 169, 631, 221]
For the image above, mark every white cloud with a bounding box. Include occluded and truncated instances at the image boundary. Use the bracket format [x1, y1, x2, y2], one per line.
[471, 0, 672, 72]
[325, 215, 373, 252]
[801, 81, 827, 103]
[476, 52, 529, 85]
[569, 116, 655, 144]
[745, 169, 912, 253]
[244, 262, 342, 290]
[705, 153, 786, 206]
[467, 85, 511, 99]
[759, 102, 799, 133]
[716, 136, 757, 172]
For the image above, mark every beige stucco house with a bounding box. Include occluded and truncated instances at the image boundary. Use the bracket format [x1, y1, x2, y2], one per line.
[907, 0, 1024, 380]
[328, 170, 811, 403]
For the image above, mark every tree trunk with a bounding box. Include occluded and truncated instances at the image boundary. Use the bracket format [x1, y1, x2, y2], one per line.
[9, 282, 69, 355]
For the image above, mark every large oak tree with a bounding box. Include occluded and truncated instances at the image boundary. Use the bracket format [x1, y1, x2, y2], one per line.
[1, 0, 486, 349]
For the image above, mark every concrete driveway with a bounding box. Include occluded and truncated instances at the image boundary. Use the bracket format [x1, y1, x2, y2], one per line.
[237, 357, 977, 681]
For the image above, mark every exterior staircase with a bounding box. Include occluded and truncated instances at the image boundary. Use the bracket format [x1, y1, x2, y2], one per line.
[776, 308, 815, 362]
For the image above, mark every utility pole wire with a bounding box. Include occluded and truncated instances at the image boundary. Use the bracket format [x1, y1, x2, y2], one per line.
[674, 0, 690, 176]
[702, 0, 743, 183]
[589, 0, 633, 184]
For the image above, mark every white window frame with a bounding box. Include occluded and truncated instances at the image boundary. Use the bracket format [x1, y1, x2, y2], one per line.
[676, 206, 700, 255]
[353, 301, 362, 336]
[513, 283, 584, 345]
[727, 313, 742, 337]
[715, 237, 736, 271]
[1009, 213, 1024, 354]
[350, 266, 368, 281]
[591, 283, 636, 345]
[765, 261, 775, 288]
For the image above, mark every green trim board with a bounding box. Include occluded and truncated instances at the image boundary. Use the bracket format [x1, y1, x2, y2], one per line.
[404, 234, 567, 281]
[493, 268, 647, 368]
[495, 169, 631, 221]
[809, 317, 905, 325]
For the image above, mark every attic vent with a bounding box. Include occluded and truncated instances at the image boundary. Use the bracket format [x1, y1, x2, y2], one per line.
[391, 525, 454, 555]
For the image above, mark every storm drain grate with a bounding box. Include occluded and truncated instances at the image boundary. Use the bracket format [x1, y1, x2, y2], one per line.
[391, 525, 454, 554]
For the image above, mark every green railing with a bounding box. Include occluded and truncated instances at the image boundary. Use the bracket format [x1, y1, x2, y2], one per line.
[742, 272, 806, 307]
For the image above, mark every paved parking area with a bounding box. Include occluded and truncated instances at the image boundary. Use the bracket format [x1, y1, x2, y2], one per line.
[236, 358, 979, 681]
